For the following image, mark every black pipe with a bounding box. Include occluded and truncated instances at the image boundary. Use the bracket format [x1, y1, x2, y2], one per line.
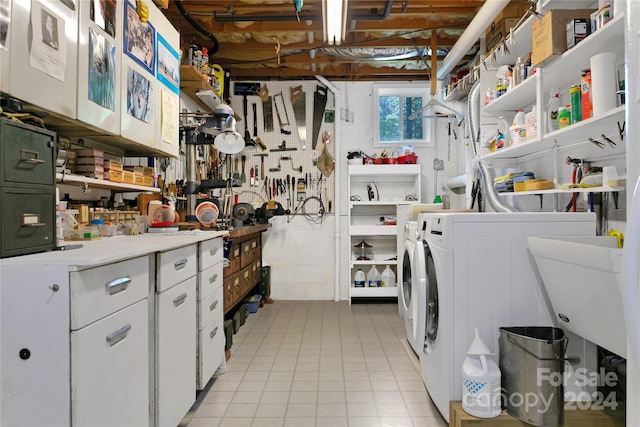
[174, 0, 219, 55]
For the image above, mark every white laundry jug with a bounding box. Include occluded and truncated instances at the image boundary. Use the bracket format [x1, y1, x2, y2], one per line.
[461, 328, 501, 418]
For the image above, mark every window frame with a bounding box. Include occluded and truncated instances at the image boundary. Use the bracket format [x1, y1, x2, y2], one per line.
[372, 83, 435, 149]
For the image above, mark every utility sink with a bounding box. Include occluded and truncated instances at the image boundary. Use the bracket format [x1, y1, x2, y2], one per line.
[527, 236, 626, 358]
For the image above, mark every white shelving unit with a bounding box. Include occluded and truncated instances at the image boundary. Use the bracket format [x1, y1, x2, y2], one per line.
[56, 173, 160, 193]
[347, 164, 421, 303]
[479, 3, 626, 206]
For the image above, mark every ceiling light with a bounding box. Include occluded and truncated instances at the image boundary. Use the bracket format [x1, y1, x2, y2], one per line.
[322, 0, 348, 45]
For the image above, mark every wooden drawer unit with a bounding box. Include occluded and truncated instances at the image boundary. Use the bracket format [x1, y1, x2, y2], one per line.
[0, 118, 55, 187]
[199, 238, 223, 271]
[70, 255, 150, 330]
[225, 272, 241, 311]
[226, 240, 241, 275]
[251, 260, 261, 290]
[157, 244, 197, 292]
[1, 186, 55, 257]
[240, 267, 253, 297]
[240, 237, 258, 269]
[198, 263, 223, 300]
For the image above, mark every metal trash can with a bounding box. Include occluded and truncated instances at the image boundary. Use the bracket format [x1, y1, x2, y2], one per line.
[499, 327, 568, 427]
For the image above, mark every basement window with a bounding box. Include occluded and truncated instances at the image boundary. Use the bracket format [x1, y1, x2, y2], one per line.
[373, 84, 434, 149]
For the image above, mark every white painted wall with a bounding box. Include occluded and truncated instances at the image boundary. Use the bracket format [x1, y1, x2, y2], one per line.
[259, 79, 468, 301]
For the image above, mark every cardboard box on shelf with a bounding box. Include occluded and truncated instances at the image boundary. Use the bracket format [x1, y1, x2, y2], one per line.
[486, 17, 520, 51]
[75, 148, 104, 157]
[104, 169, 123, 182]
[531, 9, 595, 68]
[137, 194, 162, 215]
[143, 176, 154, 187]
[124, 165, 146, 175]
[123, 170, 135, 184]
[104, 159, 123, 171]
[76, 156, 104, 165]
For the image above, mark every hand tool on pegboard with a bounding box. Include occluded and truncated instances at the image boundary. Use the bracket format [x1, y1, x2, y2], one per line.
[240, 155, 247, 183]
[254, 153, 268, 180]
[233, 82, 260, 145]
[312, 85, 328, 149]
[274, 93, 292, 135]
[258, 85, 274, 132]
[290, 86, 307, 150]
[270, 141, 297, 152]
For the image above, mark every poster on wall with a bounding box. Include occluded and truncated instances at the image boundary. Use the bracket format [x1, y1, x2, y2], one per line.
[156, 33, 179, 95]
[29, 1, 67, 81]
[161, 89, 177, 144]
[124, 1, 154, 74]
[0, 0, 9, 50]
[89, 28, 116, 110]
[90, 0, 116, 38]
[127, 66, 153, 123]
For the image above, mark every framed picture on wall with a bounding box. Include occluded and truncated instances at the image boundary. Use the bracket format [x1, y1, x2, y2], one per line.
[89, 28, 116, 111]
[126, 66, 153, 123]
[156, 33, 179, 94]
[124, 1, 155, 74]
[90, 0, 116, 38]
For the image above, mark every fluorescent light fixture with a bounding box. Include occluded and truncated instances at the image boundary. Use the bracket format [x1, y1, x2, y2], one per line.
[322, 0, 348, 45]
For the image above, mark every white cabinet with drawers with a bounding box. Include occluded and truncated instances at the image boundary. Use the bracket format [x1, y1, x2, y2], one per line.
[196, 238, 225, 389]
[154, 244, 198, 427]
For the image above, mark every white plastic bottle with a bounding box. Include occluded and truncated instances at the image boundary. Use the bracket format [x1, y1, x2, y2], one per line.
[462, 328, 501, 419]
[546, 89, 561, 133]
[367, 265, 381, 287]
[510, 109, 526, 144]
[354, 269, 365, 288]
[380, 265, 396, 287]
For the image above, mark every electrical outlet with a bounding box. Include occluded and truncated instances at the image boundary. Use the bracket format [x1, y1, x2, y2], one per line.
[433, 159, 444, 171]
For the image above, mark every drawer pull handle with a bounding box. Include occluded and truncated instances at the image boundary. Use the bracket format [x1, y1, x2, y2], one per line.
[20, 149, 45, 164]
[106, 276, 131, 295]
[209, 300, 219, 311]
[208, 273, 218, 284]
[21, 213, 45, 227]
[173, 293, 188, 307]
[251, 241, 257, 249]
[209, 248, 219, 256]
[209, 326, 219, 339]
[106, 324, 132, 347]
[174, 259, 188, 270]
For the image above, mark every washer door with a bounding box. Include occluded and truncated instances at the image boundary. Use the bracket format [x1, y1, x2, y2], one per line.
[401, 242, 414, 313]
[421, 240, 439, 353]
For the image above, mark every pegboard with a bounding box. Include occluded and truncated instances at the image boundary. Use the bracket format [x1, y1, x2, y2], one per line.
[225, 80, 336, 216]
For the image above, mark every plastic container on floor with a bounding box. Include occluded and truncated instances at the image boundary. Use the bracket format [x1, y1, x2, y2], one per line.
[247, 294, 262, 313]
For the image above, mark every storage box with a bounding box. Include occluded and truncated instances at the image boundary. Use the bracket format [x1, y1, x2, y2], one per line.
[486, 18, 520, 51]
[531, 9, 595, 68]
[104, 159, 123, 171]
[104, 169, 123, 182]
[143, 176, 154, 187]
[75, 164, 104, 173]
[566, 18, 591, 49]
[123, 171, 135, 184]
[134, 173, 145, 185]
[75, 148, 104, 157]
[76, 156, 104, 165]
[247, 294, 262, 313]
[124, 165, 146, 174]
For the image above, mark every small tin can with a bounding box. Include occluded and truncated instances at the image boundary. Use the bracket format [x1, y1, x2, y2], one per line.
[570, 85, 582, 124]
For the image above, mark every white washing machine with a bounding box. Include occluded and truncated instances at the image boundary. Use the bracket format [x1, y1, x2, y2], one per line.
[401, 221, 425, 355]
[414, 212, 598, 422]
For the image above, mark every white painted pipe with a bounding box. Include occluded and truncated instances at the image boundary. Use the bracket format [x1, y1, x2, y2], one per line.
[437, 0, 510, 80]
[315, 75, 340, 302]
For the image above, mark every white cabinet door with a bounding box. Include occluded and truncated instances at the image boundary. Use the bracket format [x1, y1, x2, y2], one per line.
[197, 313, 225, 390]
[155, 276, 197, 427]
[71, 299, 149, 427]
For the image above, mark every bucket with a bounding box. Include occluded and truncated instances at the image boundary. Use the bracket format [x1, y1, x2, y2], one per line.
[499, 327, 568, 427]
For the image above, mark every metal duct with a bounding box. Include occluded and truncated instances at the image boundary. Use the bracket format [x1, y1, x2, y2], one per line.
[467, 80, 518, 213]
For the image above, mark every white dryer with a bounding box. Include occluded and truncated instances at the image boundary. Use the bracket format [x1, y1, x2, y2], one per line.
[399, 221, 418, 319]
[414, 212, 598, 422]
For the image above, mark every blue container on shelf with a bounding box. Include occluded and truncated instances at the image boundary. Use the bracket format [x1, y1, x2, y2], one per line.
[247, 294, 262, 313]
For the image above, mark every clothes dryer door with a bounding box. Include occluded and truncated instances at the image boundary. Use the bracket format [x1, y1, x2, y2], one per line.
[401, 241, 414, 314]
[417, 239, 439, 353]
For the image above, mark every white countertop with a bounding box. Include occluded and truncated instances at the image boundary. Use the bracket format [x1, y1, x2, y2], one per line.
[0, 230, 228, 270]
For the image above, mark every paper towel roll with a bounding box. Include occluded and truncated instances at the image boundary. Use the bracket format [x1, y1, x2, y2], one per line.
[590, 52, 618, 116]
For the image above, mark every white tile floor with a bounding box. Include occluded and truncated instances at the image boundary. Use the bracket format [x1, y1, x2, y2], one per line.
[181, 300, 448, 427]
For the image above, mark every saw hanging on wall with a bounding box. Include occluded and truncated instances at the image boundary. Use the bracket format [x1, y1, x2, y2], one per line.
[290, 85, 307, 150]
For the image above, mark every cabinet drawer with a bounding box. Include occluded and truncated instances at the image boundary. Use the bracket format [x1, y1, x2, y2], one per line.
[240, 238, 258, 269]
[198, 263, 223, 300]
[197, 313, 224, 390]
[199, 237, 223, 271]
[156, 276, 196, 427]
[224, 273, 241, 312]
[157, 244, 197, 292]
[71, 299, 149, 427]
[1, 119, 55, 186]
[198, 285, 223, 330]
[240, 267, 253, 297]
[251, 260, 261, 289]
[70, 255, 150, 330]
[226, 242, 241, 276]
[1, 187, 55, 258]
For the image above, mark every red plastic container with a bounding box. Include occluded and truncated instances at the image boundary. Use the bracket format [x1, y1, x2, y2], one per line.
[397, 154, 418, 164]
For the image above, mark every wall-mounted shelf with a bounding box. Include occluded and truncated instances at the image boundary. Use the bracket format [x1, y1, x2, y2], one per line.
[500, 185, 624, 197]
[56, 173, 160, 193]
[180, 66, 222, 112]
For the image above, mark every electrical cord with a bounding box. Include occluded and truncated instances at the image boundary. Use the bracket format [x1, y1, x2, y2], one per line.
[174, 0, 219, 55]
[291, 196, 326, 224]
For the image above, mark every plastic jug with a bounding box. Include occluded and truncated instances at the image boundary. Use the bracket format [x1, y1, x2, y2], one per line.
[380, 265, 396, 287]
[354, 269, 365, 288]
[367, 265, 381, 287]
[546, 89, 560, 133]
[462, 328, 501, 418]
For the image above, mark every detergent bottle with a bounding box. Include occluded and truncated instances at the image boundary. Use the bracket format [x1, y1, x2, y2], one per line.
[380, 265, 396, 287]
[354, 269, 365, 288]
[546, 89, 561, 133]
[461, 328, 501, 418]
[367, 265, 381, 287]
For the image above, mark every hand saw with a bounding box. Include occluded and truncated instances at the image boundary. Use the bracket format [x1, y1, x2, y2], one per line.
[258, 85, 274, 132]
